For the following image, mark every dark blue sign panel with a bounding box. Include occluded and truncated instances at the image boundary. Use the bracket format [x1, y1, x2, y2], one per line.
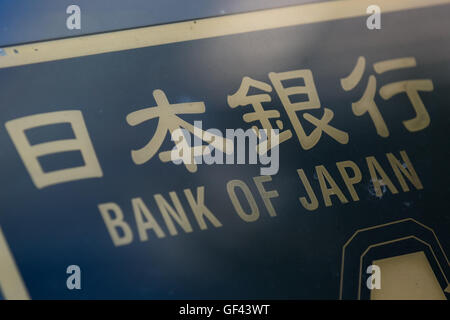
[0, 1, 449, 299]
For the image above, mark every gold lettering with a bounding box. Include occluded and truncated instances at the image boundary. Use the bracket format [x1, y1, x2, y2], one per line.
[226, 180, 260, 222]
[296, 169, 319, 211]
[316, 165, 348, 207]
[386, 150, 423, 192]
[366, 156, 398, 196]
[253, 176, 279, 217]
[336, 160, 362, 201]
[154, 192, 193, 236]
[132, 197, 165, 241]
[184, 186, 222, 230]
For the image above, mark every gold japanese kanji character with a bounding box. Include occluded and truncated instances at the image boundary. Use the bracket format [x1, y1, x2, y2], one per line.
[227, 76, 292, 153]
[269, 70, 349, 150]
[229, 71, 349, 151]
[340, 56, 433, 137]
[5, 110, 103, 189]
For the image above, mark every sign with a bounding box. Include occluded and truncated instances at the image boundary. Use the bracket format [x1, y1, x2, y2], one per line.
[0, 0, 449, 299]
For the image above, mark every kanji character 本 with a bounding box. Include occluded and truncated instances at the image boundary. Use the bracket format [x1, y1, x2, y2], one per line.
[126, 89, 230, 172]
[340, 56, 434, 137]
[5, 110, 103, 189]
[228, 70, 349, 151]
